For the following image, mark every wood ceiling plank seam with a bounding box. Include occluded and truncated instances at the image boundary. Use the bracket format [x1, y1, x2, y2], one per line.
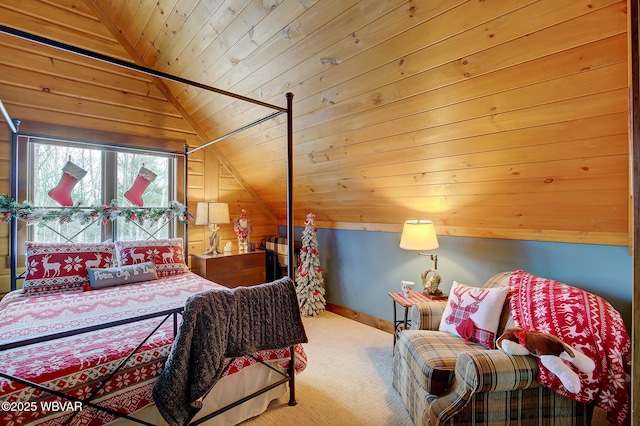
[208, 32, 624, 160]
[0, 87, 196, 132]
[186, 0, 318, 97]
[284, 0, 622, 107]
[219, 68, 624, 166]
[0, 41, 169, 100]
[422, 227, 627, 246]
[154, 0, 225, 71]
[39, 0, 112, 33]
[43, 0, 100, 18]
[132, 0, 181, 60]
[163, 0, 285, 99]
[105, 0, 125, 27]
[160, 0, 256, 89]
[239, 131, 629, 177]
[174, 0, 324, 114]
[18, 119, 197, 148]
[4, 103, 201, 142]
[258, 175, 630, 201]
[187, 0, 469, 118]
[174, 0, 363, 113]
[181, 0, 334, 105]
[209, 0, 620, 148]
[204, 0, 625, 144]
[298, 78, 623, 156]
[84, 0, 280, 227]
[1, 0, 116, 43]
[295, 115, 629, 170]
[265, 149, 629, 190]
[115, 0, 142, 39]
[189, 0, 473, 128]
[303, 191, 628, 209]
[0, 63, 184, 117]
[0, 7, 130, 60]
[142, 0, 201, 67]
[291, 111, 629, 168]
[123, 0, 157, 44]
[291, 156, 628, 189]
[198, 0, 546, 131]
[291, 33, 627, 137]
[306, 205, 623, 222]
[289, 60, 628, 151]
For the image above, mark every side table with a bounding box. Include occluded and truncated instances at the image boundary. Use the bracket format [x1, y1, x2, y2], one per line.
[389, 291, 448, 346]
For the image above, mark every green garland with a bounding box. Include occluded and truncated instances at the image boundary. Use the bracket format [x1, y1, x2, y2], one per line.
[0, 194, 194, 227]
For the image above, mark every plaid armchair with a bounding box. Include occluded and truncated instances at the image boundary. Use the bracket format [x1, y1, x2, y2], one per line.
[392, 272, 594, 425]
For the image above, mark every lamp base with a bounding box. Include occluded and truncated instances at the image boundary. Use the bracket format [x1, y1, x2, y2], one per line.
[422, 291, 448, 300]
[203, 224, 221, 256]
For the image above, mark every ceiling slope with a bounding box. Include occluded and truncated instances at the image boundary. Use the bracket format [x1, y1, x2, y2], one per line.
[0, 0, 630, 245]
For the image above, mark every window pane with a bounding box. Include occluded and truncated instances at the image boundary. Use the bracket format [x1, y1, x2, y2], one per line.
[116, 152, 173, 241]
[31, 144, 103, 243]
[33, 144, 102, 207]
[116, 153, 170, 208]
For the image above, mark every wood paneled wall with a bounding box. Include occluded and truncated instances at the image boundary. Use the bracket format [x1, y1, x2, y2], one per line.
[0, 0, 631, 252]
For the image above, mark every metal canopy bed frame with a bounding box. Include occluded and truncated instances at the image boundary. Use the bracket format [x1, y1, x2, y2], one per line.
[0, 23, 298, 426]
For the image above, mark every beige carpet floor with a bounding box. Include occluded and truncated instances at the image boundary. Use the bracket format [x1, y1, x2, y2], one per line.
[239, 310, 413, 426]
[239, 311, 609, 426]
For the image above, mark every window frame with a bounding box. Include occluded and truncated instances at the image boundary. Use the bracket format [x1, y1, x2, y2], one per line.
[20, 135, 181, 243]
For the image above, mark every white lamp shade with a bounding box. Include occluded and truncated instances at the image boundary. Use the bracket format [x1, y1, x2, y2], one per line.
[399, 220, 439, 251]
[195, 202, 230, 225]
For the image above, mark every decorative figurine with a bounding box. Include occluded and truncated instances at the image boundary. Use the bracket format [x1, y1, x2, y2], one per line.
[421, 269, 442, 295]
[233, 209, 252, 253]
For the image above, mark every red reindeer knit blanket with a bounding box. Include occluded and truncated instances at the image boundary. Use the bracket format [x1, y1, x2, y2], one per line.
[508, 270, 630, 426]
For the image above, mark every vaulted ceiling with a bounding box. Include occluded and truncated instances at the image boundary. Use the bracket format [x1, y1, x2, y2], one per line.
[0, 0, 630, 245]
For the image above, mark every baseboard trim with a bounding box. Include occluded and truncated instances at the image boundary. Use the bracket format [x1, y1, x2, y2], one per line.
[326, 302, 394, 334]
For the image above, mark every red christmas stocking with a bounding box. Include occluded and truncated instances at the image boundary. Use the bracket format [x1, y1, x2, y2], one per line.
[47, 161, 87, 206]
[124, 166, 157, 206]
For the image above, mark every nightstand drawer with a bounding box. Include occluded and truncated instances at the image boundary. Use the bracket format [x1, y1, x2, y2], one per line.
[191, 251, 266, 288]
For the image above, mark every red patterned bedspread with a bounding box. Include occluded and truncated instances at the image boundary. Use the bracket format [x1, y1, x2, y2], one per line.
[508, 270, 630, 426]
[0, 272, 307, 425]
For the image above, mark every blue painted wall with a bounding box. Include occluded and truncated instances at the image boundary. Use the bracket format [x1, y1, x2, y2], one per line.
[308, 228, 632, 332]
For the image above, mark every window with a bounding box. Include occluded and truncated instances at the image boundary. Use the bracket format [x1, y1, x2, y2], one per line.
[28, 138, 177, 243]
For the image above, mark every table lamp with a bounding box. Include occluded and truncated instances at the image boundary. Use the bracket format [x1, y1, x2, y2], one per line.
[399, 219, 442, 295]
[196, 201, 230, 255]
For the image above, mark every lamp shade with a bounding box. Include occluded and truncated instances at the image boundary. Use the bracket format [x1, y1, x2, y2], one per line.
[195, 202, 230, 225]
[399, 220, 439, 251]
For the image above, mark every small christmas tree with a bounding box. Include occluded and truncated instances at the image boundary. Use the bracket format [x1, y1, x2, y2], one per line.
[296, 213, 326, 316]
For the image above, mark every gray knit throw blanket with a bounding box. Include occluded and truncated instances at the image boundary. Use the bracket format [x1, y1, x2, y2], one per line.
[152, 277, 308, 426]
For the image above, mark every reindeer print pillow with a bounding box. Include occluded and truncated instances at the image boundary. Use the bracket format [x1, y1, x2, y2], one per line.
[23, 241, 115, 295]
[115, 238, 188, 278]
[439, 281, 509, 349]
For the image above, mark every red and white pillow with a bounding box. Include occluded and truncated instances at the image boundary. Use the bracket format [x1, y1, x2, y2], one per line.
[115, 238, 188, 278]
[439, 281, 509, 349]
[23, 241, 115, 295]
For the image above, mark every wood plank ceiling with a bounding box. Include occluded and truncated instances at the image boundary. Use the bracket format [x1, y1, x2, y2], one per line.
[0, 0, 630, 246]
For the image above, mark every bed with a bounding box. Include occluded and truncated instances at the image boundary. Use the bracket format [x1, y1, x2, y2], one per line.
[0, 239, 307, 425]
[0, 23, 301, 426]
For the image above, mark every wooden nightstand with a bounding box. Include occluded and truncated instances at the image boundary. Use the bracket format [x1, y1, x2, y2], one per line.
[190, 251, 266, 288]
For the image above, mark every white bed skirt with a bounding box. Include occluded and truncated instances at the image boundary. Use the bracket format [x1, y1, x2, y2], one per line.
[111, 362, 287, 425]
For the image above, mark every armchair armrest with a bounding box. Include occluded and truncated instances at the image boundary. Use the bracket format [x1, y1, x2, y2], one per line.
[428, 351, 539, 425]
[409, 301, 448, 330]
[455, 351, 539, 393]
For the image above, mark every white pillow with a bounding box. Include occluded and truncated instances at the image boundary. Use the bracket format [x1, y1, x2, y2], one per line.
[438, 281, 509, 349]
